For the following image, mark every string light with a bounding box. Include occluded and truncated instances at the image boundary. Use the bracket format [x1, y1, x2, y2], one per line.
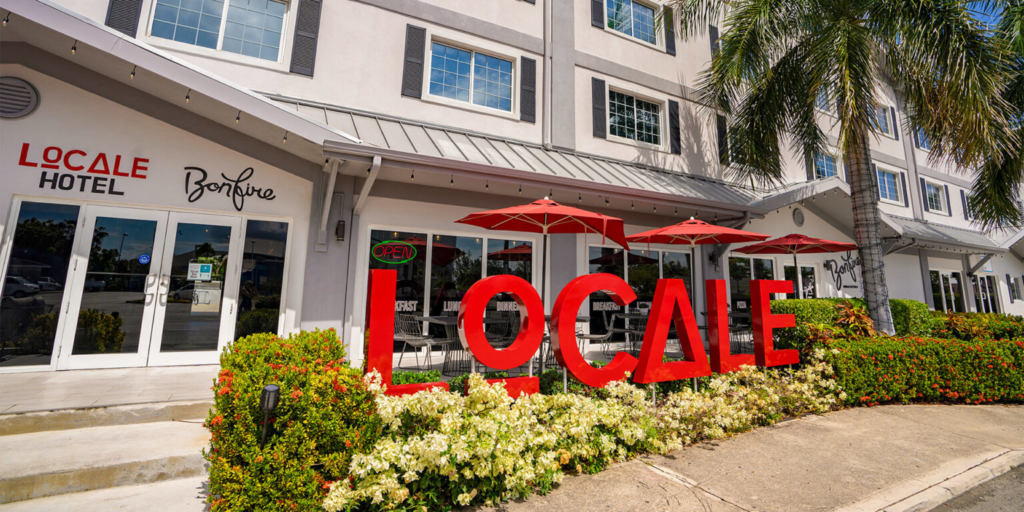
[235, 111, 241, 124]
[282, 132, 288, 144]
[653, 204, 657, 212]
[71, 41, 77, 55]
[605, 197, 610, 206]
[518, 184, 522, 194]
[2, 14, 9, 26]
[485, 180, 489, 190]
[674, 206, 678, 216]
[411, 170, 415, 181]
[549, 189, 553, 199]
[631, 201, 635, 210]
[578, 193, 582, 203]
[450, 175, 454, 186]
[130, 65, 136, 79]
[185, 89, 190, 103]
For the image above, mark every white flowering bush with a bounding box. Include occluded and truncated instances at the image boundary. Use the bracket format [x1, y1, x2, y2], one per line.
[323, 354, 843, 512]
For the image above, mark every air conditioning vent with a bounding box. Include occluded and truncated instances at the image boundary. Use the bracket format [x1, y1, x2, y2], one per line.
[0, 77, 40, 119]
[793, 208, 805, 227]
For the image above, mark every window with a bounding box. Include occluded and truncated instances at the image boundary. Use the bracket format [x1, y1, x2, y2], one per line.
[609, 90, 661, 145]
[878, 169, 900, 203]
[429, 42, 513, 112]
[815, 89, 833, 113]
[152, 0, 285, 62]
[1010, 277, 1021, 303]
[784, 265, 817, 299]
[925, 181, 945, 213]
[870, 105, 892, 136]
[234, 220, 289, 339]
[728, 256, 775, 321]
[915, 127, 932, 150]
[813, 152, 837, 179]
[930, 271, 965, 313]
[607, 0, 657, 45]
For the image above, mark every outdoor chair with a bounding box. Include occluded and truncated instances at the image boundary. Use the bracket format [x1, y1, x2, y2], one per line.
[394, 314, 438, 371]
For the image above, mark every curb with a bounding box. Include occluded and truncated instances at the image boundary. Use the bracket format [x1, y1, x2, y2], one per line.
[832, 449, 1024, 512]
[0, 401, 213, 436]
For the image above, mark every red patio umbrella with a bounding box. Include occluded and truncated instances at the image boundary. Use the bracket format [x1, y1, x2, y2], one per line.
[626, 218, 770, 248]
[486, 243, 534, 262]
[735, 234, 857, 293]
[457, 199, 630, 310]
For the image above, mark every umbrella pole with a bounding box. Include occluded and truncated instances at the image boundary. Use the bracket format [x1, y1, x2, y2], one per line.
[793, 252, 799, 298]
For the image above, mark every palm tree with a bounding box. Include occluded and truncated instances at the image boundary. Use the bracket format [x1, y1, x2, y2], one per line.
[667, 0, 1020, 333]
[972, 1, 1024, 229]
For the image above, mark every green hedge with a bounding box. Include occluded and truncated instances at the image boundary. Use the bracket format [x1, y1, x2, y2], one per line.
[770, 298, 934, 351]
[824, 337, 1024, 406]
[205, 329, 379, 511]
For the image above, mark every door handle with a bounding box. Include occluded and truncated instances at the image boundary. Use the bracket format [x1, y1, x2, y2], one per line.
[144, 274, 157, 306]
[158, 274, 170, 307]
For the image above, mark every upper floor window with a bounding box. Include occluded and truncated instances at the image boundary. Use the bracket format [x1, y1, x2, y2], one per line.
[607, 0, 657, 45]
[925, 181, 946, 212]
[609, 90, 661, 145]
[816, 90, 833, 114]
[813, 152, 837, 179]
[877, 168, 901, 203]
[429, 42, 513, 112]
[870, 105, 892, 136]
[915, 127, 932, 151]
[152, 0, 285, 62]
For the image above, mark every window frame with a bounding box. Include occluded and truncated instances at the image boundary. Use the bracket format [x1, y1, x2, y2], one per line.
[876, 167, 902, 205]
[603, 0, 664, 50]
[142, 0, 293, 70]
[420, 34, 521, 120]
[812, 152, 838, 180]
[606, 85, 666, 150]
[815, 88, 834, 116]
[924, 179, 947, 214]
[870, 104, 894, 138]
[915, 127, 933, 151]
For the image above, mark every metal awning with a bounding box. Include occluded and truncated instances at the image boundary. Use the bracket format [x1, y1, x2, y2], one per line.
[266, 94, 767, 217]
[887, 215, 1004, 253]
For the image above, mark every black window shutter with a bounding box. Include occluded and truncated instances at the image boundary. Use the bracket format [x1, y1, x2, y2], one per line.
[1007, 274, 1014, 303]
[665, 10, 676, 56]
[105, 0, 144, 37]
[709, 25, 720, 57]
[805, 153, 814, 181]
[871, 163, 880, 200]
[960, 189, 969, 220]
[668, 100, 681, 154]
[524, 0, 535, 4]
[592, 0, 604, 28]
[401, 25, 427, 98]
[592, 78, 606, 138]
[890, 106, 899, 140]
[900, 172, 909, 207]
[289, 0, 323, 76]
[520, 57, 537, 123]
[716, 115, 729, 164]
[944, 185, 952, 216]
[920, 178, 930, 212]
[913, 127, 921, 149]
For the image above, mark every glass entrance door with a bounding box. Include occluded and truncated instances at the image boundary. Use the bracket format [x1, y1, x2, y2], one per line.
[148, 212, 243, 366]
[54, 207, 243, 369]
[930, 270, 965, 313]
[57, 206, 168, 369]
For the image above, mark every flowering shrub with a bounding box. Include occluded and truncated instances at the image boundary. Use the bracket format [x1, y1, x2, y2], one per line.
[823, 336, 1024, 406]
[204, 329, 380, 511]
[928, 312, 1024, 341]
[322, 358, 841, 511]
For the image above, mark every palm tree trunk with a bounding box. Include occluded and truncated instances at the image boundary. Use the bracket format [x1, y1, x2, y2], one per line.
[845, 136, 896, 335]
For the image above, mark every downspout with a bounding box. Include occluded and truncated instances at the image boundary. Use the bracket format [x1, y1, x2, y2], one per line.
[542, 0, 553, 148]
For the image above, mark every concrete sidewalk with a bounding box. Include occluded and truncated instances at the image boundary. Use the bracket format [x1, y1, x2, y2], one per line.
[479, 405, 1024, 512]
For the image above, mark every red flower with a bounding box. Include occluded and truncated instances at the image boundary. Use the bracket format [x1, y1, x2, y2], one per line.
[210, 414, 224, 426]
[218, 387, 231, 395]
[291, 389, 303, 399]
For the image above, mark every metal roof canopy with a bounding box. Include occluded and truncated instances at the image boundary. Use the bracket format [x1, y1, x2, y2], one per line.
[266, 96, 768, 218]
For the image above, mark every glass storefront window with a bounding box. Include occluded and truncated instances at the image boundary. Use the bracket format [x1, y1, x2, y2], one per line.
[627, 249, 660, 309]
[784, 265, 817, 299]
[588, 247, 626, 337]
[586, 246, 693, 336]
[428, 235, 482, 338]
[234, 220, 288, 339]
[661, 251, 693, 299]
[485, 239, 532, 327]
[931, 270, 965, 313]
[370, 230, 428, 350]
[729, 256, 774, 325]
[0, 202, 80, 367]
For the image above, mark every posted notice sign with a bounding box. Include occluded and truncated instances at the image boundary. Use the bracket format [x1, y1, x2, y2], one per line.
[187, 263, 213, 281]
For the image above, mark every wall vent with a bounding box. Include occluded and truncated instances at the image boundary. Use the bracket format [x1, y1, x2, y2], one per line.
[793, 208, 805, 227]
[0, 77, 39, 119]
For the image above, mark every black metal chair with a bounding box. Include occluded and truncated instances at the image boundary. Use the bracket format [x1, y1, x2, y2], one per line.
[394, 314, 439, 371]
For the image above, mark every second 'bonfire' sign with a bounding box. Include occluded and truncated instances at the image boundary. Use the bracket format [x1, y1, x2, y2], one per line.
[364, 269, 799, 397]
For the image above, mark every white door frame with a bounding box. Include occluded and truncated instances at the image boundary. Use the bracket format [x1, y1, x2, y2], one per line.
[56, 205, 169, 370]
[146, 212, 243, 366]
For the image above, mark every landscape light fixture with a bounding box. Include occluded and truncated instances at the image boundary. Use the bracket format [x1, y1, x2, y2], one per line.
[259, 385, 280, 448]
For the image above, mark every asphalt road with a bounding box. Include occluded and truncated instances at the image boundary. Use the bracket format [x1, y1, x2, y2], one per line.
[928, 464, 1024, 512]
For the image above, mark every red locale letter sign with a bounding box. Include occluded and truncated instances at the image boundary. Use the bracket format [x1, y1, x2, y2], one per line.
[550, 273, 638, 388]
[364, 269, 449, 396]
[457, 275, 542, 396]
[633, 279, 711, 384]
[707, 279, 754, 373]
[750, 280, 800, 367]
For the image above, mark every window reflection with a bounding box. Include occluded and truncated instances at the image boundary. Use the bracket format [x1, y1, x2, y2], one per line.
[429, 235, 482, 338]
[0, 202, 79, 367]
[369, 230, 427, 350]
[234, 220, 289, 340]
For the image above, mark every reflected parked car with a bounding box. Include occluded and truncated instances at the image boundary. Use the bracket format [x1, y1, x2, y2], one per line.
[173, 283, 195, 301]
[36, 277, 62, 291]
[3, 276, 40, 298]
[84, 279, 106, 292]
